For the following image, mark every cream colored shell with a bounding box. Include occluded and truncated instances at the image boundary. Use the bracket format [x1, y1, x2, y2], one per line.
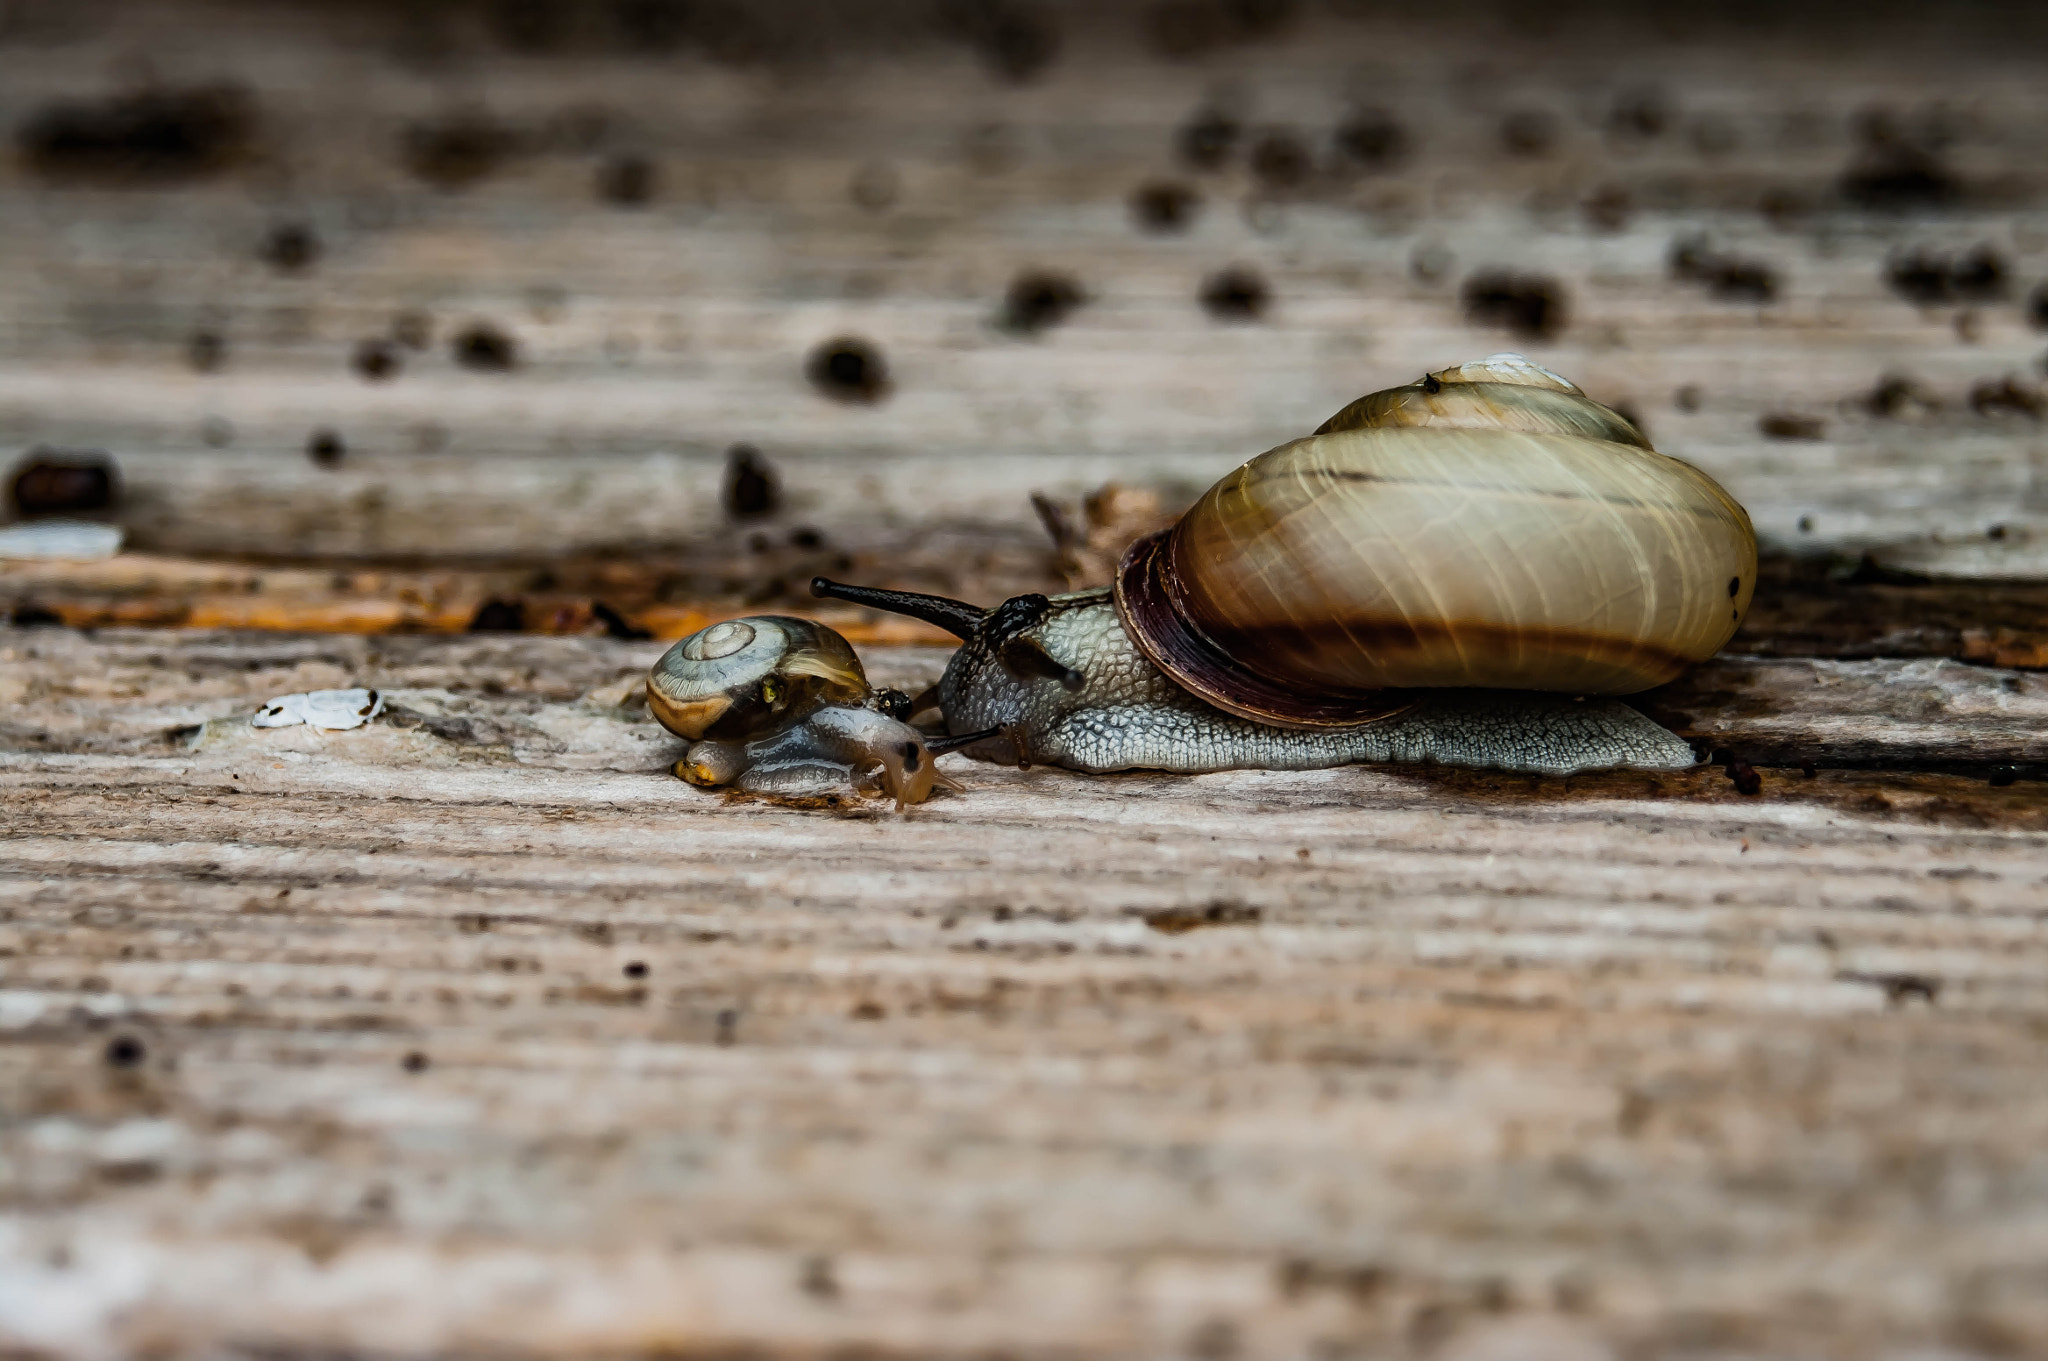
[1131, 355, 1757, 713]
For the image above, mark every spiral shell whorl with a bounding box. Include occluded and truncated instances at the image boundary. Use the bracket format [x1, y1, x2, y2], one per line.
[1115, 356, 1758, 728]
[647, 615, 869, 741]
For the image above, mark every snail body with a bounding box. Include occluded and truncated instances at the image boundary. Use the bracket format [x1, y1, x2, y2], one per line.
[927, 588, 1696, 776]
[678, 703, 949, 810]
[813, 354, 1755, 779]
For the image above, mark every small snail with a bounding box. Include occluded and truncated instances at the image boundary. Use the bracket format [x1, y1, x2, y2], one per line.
[804, 354, 1756, 781]
[646, 615, 991, 807]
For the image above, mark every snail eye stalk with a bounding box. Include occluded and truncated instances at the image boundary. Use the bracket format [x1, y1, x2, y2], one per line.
[810, 578, 986, 641]
[926, 726, 1002, 755]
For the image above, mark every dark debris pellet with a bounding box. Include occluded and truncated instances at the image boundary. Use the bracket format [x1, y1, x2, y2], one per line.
[1885, 245, 2006, 306]
[806, 337, 890, 402]
[1131, 181, 1199, 233]
[1333, 106, 1406, 170]
[1606, 87, 1670, 140]
[623, 960, 649, 979]
[352, 340, 400, 382]
[1720, 754, 1763, 796]
[261, 221, 319, 273]
[1970, 378, 2042, 418]
[1460, 271, 1567, 340]
[187, 330, 225, 373]
[104, 1036, 146, 1067]
[724, 443, 779, 518]
[9, 450, 119, 517]
[401, 1051, 430, 1073]
[1247, 129, 1310, 188]
[1952, 246, 2008, 300]
[307, 429, 346, 467]
[591, 601, 652, 640]
[452, 323, 518, 371]
[597, 153, 655, 205]
[404, 114, 515, 189]
[468, 599, 526, 632]
[1001, 270, 1086, 334]
[1865, 374, 1941, 419]
[1669, 237, 1779, 302]
[1759, 413, 1827, 440]
[1177, 108, 1239, 171]
[19, 84, 253, 183]
[8, 603, 63, 628]
[1705, 260, 1778, 303]
[1841, 113, 1958, 212]
[946, 0, 1060, 82]
[1199, 266, 1269, 322]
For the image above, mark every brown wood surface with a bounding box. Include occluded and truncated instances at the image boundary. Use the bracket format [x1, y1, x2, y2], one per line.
[6, 3, 2048, 1358]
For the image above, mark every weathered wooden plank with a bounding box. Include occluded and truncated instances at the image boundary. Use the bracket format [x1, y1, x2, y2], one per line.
[4, 628, 2048, 1358]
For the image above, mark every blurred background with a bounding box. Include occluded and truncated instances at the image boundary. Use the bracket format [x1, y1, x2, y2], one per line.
[5, 0, 2048, 633]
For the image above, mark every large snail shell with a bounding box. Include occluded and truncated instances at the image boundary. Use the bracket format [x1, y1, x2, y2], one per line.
[647, 615, 868, 741]
[1115, 354, 1757, 729]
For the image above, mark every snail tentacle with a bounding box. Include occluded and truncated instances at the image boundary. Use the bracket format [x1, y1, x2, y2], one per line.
[808, 578, 985, 640]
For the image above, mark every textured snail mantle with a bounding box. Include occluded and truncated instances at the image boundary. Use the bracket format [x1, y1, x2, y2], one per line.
[813, 355, 1756, 790]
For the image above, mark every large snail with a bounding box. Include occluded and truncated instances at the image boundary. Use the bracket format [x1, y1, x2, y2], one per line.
[649, 354, 1756, 806]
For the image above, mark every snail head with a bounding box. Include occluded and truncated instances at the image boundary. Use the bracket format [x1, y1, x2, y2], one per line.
[810, 578, 1099, 766]
[808, 578, 1083, 692]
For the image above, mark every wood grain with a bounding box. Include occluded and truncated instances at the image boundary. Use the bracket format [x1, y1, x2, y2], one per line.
[8, 3, 2048, 1357]
[5, 628, 2048, 1358]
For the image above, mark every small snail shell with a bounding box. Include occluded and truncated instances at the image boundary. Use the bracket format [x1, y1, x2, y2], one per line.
[1115, 353, 1757, 727]
[647, 615, 868, 741]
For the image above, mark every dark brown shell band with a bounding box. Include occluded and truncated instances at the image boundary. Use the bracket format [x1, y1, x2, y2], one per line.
[1114, 529, 1411, 731]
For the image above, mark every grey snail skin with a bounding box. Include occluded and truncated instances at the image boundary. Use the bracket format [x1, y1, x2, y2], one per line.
[646, 615, 987, 808]
[810, 354, 1759, 779]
